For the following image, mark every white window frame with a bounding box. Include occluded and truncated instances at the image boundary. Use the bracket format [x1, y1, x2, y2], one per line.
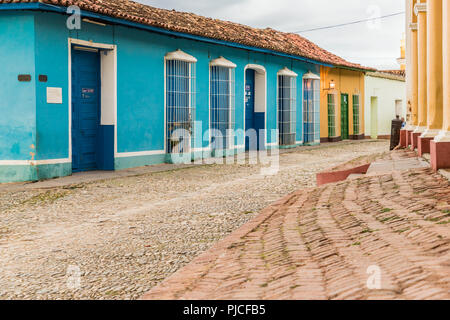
[277, 67, 298, 146]
[302, 71, 321, 144]
[209, 57, 236, 151]
[164, 50, 197, 154]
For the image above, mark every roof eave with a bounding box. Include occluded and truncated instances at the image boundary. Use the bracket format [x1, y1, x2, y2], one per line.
[366, 71, 406, 82]
[334, 65, 376, 73]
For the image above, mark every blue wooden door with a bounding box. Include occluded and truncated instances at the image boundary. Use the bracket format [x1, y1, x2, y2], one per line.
[71, 48, 101, 172]
[245, 69, 255, 150]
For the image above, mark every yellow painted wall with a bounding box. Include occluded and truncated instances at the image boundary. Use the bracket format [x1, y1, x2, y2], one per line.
[320, 66, 365, 139]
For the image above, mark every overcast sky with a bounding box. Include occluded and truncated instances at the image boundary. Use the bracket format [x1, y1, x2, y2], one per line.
[136, 0, 405, 70]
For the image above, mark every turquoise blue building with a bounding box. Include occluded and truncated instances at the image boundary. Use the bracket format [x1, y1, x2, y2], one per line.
[0, 0, 354, 183]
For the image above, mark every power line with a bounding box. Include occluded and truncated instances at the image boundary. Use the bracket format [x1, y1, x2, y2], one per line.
[293, 12, 405, 33]
[346, 57, 399, 60]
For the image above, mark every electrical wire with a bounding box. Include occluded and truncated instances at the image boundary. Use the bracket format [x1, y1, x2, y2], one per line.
[293, 12, 405, 33]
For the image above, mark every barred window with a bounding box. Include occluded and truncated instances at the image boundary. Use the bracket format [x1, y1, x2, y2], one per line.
[210, 60, 235, 150]
[278, 70, 297, 146]
[303, 73, 320, 143]
[353, 94, 360, 135]
[165, 50, 196, 154]
[327, 94, 336, 138]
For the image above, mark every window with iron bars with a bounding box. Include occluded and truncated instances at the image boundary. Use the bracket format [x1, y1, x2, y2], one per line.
[210, 66, 235, 150]
[303, 79, 320, 143]
[353, 94, 360, 135]
[327, 94, 336, 138]
[166, 59, 196, 154]
[278, 75, 297, 146]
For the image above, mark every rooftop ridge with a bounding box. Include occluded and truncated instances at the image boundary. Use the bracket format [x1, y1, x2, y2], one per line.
[0, 0, 376, 71]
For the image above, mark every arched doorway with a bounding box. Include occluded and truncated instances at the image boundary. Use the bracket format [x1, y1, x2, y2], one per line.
[244, 65, 267, 150]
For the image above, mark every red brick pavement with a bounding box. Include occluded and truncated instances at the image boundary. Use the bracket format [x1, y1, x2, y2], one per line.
[142, 150, 450, 300]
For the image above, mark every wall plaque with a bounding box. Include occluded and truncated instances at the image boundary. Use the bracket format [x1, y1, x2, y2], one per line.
[47, 87, 63, 104]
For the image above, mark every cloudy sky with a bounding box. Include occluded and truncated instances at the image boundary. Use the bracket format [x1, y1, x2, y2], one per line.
[136, 0, 406, 70]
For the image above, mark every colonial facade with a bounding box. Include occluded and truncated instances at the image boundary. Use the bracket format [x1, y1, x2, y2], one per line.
[0, 0, 370, 183]
[320, 67, 366, 143]
[402, 0, 450, 170]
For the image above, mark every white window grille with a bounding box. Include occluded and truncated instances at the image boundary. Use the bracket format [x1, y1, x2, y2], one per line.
[303, 72, 320, 143]
[210, 57, 236, 150]
[165, 50, 196, 154]
[278, 68, 297, 146]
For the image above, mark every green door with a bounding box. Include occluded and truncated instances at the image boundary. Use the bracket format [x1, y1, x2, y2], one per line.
[341, 94, 349, 140]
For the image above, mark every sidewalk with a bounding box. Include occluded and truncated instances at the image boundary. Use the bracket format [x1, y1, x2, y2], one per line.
[142, 149, 450, 300]
[0, 163, 196, 192]
[0, 139, 381, 192]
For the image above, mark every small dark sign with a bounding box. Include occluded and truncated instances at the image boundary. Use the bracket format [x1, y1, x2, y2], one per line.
[18, 75, 31, 82]
[39, 75, 48, 82]
[82, 88, 95, 99]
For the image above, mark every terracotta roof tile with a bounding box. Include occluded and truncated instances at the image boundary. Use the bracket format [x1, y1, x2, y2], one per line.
[367, 70, 406, 81]
[1, 0, 375, 71]
[380, 69, 406, 77]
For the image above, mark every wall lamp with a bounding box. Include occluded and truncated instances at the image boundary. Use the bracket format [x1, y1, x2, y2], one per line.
[324, 80, 336, 91]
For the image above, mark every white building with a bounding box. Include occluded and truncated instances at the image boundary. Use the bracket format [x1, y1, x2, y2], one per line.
[364, 71, 406, 139]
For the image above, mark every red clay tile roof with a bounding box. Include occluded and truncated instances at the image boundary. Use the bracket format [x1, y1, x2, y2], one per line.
[1, 0, 374, 71]
[380, 69, 406, 77]
[366, 70, 406, 81]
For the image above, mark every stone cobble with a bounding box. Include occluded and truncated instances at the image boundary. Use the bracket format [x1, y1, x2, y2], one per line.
[0, 140, 389, 299]
[143, 149, 450, 300]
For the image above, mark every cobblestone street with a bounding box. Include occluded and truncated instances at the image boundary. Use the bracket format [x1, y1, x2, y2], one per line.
[0, 140, 388, 299]
[144, 149, 450, 300]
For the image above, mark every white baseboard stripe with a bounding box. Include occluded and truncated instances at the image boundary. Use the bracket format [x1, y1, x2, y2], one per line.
[115, 150, 166, 158]
[0, 159, 71, 166]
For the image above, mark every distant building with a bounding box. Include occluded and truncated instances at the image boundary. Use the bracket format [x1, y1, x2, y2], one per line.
[320, 67, 366, 142]
[364, 71, 406, 139]
[398, 34, 407, 71]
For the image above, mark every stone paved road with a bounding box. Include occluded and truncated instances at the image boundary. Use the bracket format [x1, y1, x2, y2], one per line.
[143, 150, 450, 300]
[0, 140, 389, 299]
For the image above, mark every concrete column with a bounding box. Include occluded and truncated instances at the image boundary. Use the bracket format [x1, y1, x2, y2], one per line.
[420, 0, 444, 156]
[412, 1, 427, 150]
[404, 0, 419, 147]
[431, 0, 450, 170]
[410, 23, 419, 127]
[443, 0, 450, 135]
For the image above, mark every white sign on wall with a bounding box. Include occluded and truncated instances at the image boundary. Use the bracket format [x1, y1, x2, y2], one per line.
[47, 87, 63, 104]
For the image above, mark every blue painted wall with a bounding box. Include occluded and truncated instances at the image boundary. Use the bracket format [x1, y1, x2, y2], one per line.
[34, 13, 70, 160]
[0, 12, 36, 161]
[0, 10, 321, 182]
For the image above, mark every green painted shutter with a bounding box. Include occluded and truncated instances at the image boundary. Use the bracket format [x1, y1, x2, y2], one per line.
[353, 95, 360, 136]
[327, 94, 336, 137]
[341, 94, 349, 140]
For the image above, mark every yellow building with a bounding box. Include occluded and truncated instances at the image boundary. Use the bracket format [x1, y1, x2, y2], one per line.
[320, 66, 366, 142]
[403, 0, 450, 171]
